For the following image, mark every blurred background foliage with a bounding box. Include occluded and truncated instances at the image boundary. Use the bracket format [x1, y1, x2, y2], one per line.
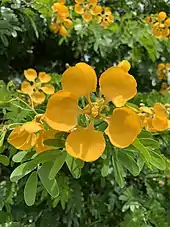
[0, 0, 170, 226]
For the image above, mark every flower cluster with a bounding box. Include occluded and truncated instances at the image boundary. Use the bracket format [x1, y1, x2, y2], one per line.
[21, 69, 55, 105]
[8, 61, 170, 163]
[50, 0, 73, 36]
[75, 0, 114, 26]
[145, 11, 170, 38]
[157, 63, 170, 93]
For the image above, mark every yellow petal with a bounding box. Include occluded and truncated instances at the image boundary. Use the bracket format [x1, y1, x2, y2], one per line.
[24, 69, 37, 82]
[59, 25, 68, 36]
[45, 91, 82, 131]
[140, 106, 153, 115]
[89, 0, 98, 5]
[41, 84, 55, 94]
[152, 116, 168, 131]
[66, 125, 105, 162]
[62, 63, 97, 97]
[50, 23, 59, 33]
[7, 126, 36, 150]
[75, 4, 84, 14]
[21, 81, 34, 95]
[104, 7, 112, 15]
[82, 12, 92, 22]
[31, 91, 46, 104]
[36, 129, 56, 152]
[91, 5, 102, 15]
[22, 120, 43, 133]
[99, 67, 137, 107]
[75, 0, 84, 3]
[105, 107, 141, 148]
[165, 18, 170, 27]
[58, 0, 66, 3]
[154, 103, 168, 118]
[118, 60, 131, 72]
[63, 19, 73, 28]
[38, 72, 51, 83]
[145, 117, 157, 132]
[158, 11, 167, 21]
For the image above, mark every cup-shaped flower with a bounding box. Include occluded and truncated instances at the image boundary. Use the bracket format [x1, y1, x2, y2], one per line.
[44, 61, 141, 162]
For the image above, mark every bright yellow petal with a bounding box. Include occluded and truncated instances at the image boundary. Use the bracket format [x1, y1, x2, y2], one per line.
[99, 67, 137, 107]
[105, 107, 141, 148]
[7, 126, 36, 150]
[89, 0, 97, 5]
[145, 117, 157, 132]
[154, 103, 168, 118]
[62, 63, 97, 97]
[24, 69, 37, 82]
[118, 60, 131, 72]
[45, 91, 82, 131]
[91, 5, 102, 15]
[58, 0, 66, 3]
[22, 120, 43, 133]
[158, 11, 167, 21]
[63, 19, 73, 28]
[50, 23, 59, 33]
[165, 18, 170, 27]
[140, 106, 153, 115]
[36, 129, 56, 152]
[152, 116, 168, 131]
[82, 12, 92, 22]
[59, 25, 68, 36]
[66, 125, 105, 162]
[31, 91, 46, 104]
[41, 84, 55, 94]
[75, 4, 84, 14]
[38, 72, 51, 83]
[21, 81, 34, 95]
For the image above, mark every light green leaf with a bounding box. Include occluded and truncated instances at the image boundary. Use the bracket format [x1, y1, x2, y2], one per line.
[12, 151, 34, 163]
[118, 151, 139, 176]
[0, 154, 9, 166]
[10, 161, 38, 182]
[139, 138, 160, 149]
[0, 131, 6, 147]
[150, 151, 166, 170]
[66, 154, 81, 179]
[133, 138, 151, 167]
[101, 157, 109, 177]
[24, 171, 38, 206]
[38, 161, 59, 197]
[49, 151, 67, 179]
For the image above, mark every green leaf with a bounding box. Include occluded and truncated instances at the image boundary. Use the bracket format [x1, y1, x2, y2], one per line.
[49, 151, 67, 179]
[138, 130, 152, 139]
[10, 161, 38, 182]
[133, 138, 151, 167]
[0, 131, 6, 147]
[44, 139, 65, 148]
[0, 154, 9, 166]
[12, 151, 35, 163]
[24, 171, 37, 206]
[112, 156, 125, 188]
[33, 149, 61, 164]
[101, 157, 109, 177]
[118, 151, 139, 176]
[149, 151, 166, 170]
[66, 154, 81, 179]
[38, 162, 59, 197]
[139, 138, 160, 149]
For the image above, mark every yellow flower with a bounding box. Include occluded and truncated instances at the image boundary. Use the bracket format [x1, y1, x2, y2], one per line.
[8, 120, 43, 150]
[165, 18, 170, 27]
[52, 3, 69, 20]
[97, 7, 114, 27]
[158, 11, 167, 21]
[36, 129, 56, 152]
[142, 103, 169, 132]
[21, 69, 55, 105]
[44, 61, 141, 162]
[74, 0, 98, 22]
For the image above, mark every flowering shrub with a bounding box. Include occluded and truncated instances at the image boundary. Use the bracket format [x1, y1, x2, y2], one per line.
[157, 63, 170, 93]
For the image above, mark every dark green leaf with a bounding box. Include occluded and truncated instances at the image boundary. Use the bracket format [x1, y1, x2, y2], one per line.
[112, 156, 125, 188]
[0, 154, 9, 166]
[24, 171, 38, 206]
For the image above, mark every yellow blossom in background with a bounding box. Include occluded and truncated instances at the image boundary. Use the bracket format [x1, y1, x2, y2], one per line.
[145, 11, 170, 38]
[51, 2, 73, 36]
[21, 69, 55, 105]
[139, 103, 169, 132]
[74, 0, 98, 22]
[97, 7, 114, 27]
[44, 60, 141, 162]
[157, 63, 170, 93]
